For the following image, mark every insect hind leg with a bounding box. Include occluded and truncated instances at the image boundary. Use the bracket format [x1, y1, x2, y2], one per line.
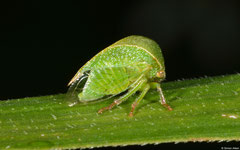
[98, 75, 147, 114]
[129, 83, 150, 117]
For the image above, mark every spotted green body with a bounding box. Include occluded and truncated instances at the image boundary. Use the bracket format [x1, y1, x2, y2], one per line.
[68, 35, 172, 116]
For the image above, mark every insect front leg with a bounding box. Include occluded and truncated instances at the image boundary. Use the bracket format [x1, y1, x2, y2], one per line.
[150, 82, 173, 111]
[98, 75, 147, 114]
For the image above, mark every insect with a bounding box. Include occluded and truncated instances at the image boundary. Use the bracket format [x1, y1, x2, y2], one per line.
[67, 35, 172, 117]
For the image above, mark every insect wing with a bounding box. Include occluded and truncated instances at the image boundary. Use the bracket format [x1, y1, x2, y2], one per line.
[67, 71, 89, 106]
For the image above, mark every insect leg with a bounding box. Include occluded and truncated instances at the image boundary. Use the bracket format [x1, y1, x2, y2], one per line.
[98, 76, 147, 114]
[129, 84, 150, 117]
[156, 83, 173, 111]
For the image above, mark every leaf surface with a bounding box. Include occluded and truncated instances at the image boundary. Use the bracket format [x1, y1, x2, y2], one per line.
[1, 74, 240, 149]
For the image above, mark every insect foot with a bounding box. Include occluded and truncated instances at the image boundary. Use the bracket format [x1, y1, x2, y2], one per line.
[162, 103, 173, 111]
[129, 102, 138, 117]
[98, 101, 118, 114]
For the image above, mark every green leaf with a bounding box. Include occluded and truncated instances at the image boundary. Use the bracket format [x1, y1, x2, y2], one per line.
[1, 74, 240, 149]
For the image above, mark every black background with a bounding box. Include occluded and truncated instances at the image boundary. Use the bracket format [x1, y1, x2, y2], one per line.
[1, 0, 240, 100]
[0, 0, 240, 149]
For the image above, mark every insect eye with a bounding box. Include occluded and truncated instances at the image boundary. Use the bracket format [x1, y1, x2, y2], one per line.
[156, 70, 165, 78]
